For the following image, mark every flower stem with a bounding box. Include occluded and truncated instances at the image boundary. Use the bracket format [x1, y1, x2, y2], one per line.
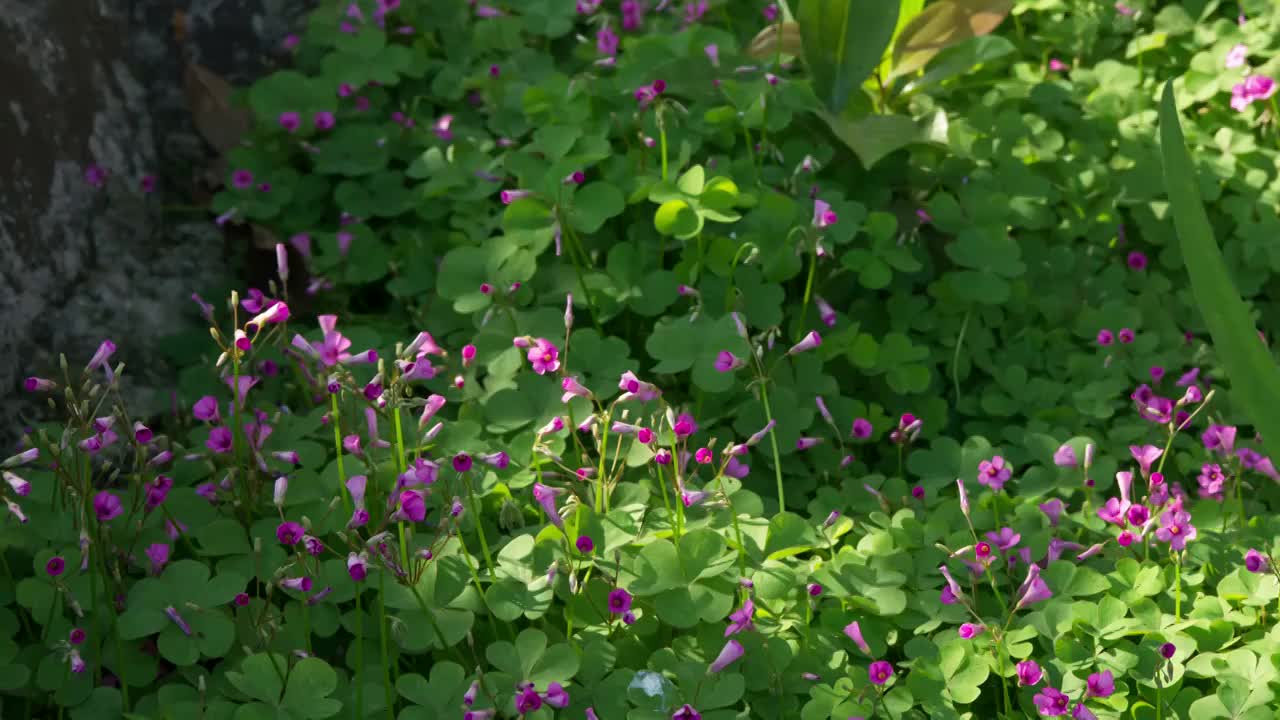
[596, 419, 610, 513]
[797, 243, 817, 342]
[330, 395, 352, 514]
[1174, 551, 1182, 622]
[377, 572, 394, 718]
[759, 381, 786, 511]
[391, 407, 411, 576]
[354, 589, 364, 720]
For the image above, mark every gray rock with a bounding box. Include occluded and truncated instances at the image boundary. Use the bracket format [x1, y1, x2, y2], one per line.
[0, 0, 313, 440]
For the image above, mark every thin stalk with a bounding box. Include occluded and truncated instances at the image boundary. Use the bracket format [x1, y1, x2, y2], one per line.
[462, 474, 495, 575]
[1174, 552, 1182, 622]
[797, 243, 817, 341]
[596, 420, 610, 513]
[377, 573, 394, 718]
[330, 395, 352, 514]
[759, 382, 786, 511]
[391, 407, 410, 576]
[355, 589, 364, 720]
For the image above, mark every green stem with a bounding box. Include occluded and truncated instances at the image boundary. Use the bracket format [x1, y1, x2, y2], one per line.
[596, 419, 610, 513]
[377, 573, 394, 719]
[330, 395, 352, 514]
[759, 381, 786, 511]
[391, 407, 410, 577]
[654, 461, 674, 541]
[1174, 552, 1182, 622]
[355, 589, 364, 720]
[797, 243, 817, 341]
[659, 113, 669, 181]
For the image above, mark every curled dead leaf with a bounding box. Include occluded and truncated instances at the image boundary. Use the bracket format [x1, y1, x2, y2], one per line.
[890, 0, 1012, 80]
[748, 21, 803, 60]
[183, 63, 252, 154]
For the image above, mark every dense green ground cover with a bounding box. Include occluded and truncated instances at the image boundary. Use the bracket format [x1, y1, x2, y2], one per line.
[9, 0, 1280, 718]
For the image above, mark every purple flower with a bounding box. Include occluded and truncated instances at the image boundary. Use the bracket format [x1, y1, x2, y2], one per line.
[725, 598, 754, 636]
[206, 426, 233, 454]
[958, 623, 984, 639]
[1154, 509, 1197, 551]
[1053, 443, 1077, 467]
[812, 199, 837, 228]
[527, 339, 561, 375]
[1118, 328, 1135, 344]
[1127, 251, 1147, 270]
[1016, 660, 1043, 686]
[596, 25, 619, 56]
[85, 165, 108, 187]
[576, 536, 594, 554]
[452, 453, 473, 473]
[276, 522, 305, 545]
[46, 557, 65, 577]
[145, 543, 170, 574]
[1014, 563, 1053, 609]
[851, 418, 873, 439]
[985, 527, 1021, 551]
[1203, 424, 1237, 454]
[1246, 548, 1268, 573]
[708, 639, 744, 673]
[1039, 499, 1065, 526]
[347, 553, 368, 581]
[607, 588, 632, 614]
[1129, 444, 1163, 478]
[1072, 703, 1098, 720]
[93, 491, 122, 522]
[397, 490, 427, 522]
[1034, 687, 1070, 716]
[715, 351, 745, 372]
[278, 111, 301, 132]
[1232, 74, 1277, 111]
[544, 682, 569, 709]
[1096, 328, 1114, 346]
[672, 705, 701, 720]
[787, 331, 822, 355]
[868, 660, 893, 685]
[1160, 642, 1176, 658]
[1086, 670, 1114, 698]
[978, 456, 1012, 491]
[843, 621, 870, 654]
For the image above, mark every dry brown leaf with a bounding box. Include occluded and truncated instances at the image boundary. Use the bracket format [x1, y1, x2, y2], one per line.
[748, 21, 803, 60]
[250, 224, 279, 250]
[890, 0, 1012, 80]
[183, 63, 252, 153]
[173, 10, 188, 45]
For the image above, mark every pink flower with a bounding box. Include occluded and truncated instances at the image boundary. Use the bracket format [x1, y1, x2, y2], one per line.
[715, 351, 745, 372]
[1034, 687, 1070, 716]
[1048, 58, 1067, 72]
[1096, 329, 1114, 346]
[1017, 660, 1042, 686]
[868, 661, 893, 685]
[958, 623, 984, 639]
[596, 25, 619, 56]
[812, 199, 837, 228]
[1127, 251, 1147, 270]
[1053, 443, 1077, 467]
[787, 331, 822, 355]
[1232, 75, 1277, 111]
[1226, 43, 1249, 69]
[708, 639, 744, 673]
[978, 456, 1012, 491]
[725, 598, 754, 636]
[1129, 444, 1163, 478]
[1014, 563, 1053, 609]
[1086, 670, 1114, 698]
[527, 339, 561, 375]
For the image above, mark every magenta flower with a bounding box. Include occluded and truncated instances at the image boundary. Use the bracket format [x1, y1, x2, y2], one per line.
[843, 621, 870, 654]
[1096, 329, 1114, 346]
[1014, 563, 1053, 609]
[396, 490, 427, 522]
[1053, 443, 1077, 467]
[146, 543, 170, 574]
[1126, 504, 1150, 526]
[958, 623, 984, 639]
[527, 339, 561, 375]
[867, 660, 893, 685]
[850, 418, 872, 439]
[232, 169, 254, 189]
[795, 437, 822, 451]
[938, 564, 965, 602]
[1126, 251, 1147, 270]
[596, 25, 619, 56]
[1115, 2, 1134, 15]
[85, 165, 108, 187]
[978, 455, 1012, 491]
[708, 639, 744, 673]
[278, 111, 301, 132]
[1086, 670, 1114, 698]
[1048, 58, 1067, 72]
[634, 80, 665, 107]
[1033, 687, 1070, 716]
[3, 472, 29, 497]
[621, 0, 644, 30]
[672, 705, 701, 720]
[1154, 509, 1197, 551]
[346, 552, 368, 582]
[787, 331, 822, 355]
[607, 588, 633, 614]
[1246, 548, 1268, 573]
[673, 413, 698, 437]
[1118, 328, 1135, 344]
[1097, 497, 1129, 526]
[93, 491, 123, 522]
[1039, 498, 1065, 526]
[1203, 424, 1237, 454]
[533, 483, 564, 527]
[812, 199, 837, 228]
[543, 682, 569, 709]
[1017, 660, 1043, 686]
[276, 521, 305, 545]
[46, 557, 65, 577]
[618, 371, 661, 402]
[985, 527, 1021, 551]
[1072, 703, 1098, 720]
[1231, 74, 1276, 111]
[715, 351, 745, 372]
[1129, 445, 1163, 478]
[1161, 642, 1176, 658]
[1226, 43, 1249, 69]
[726, 598, 754, 636]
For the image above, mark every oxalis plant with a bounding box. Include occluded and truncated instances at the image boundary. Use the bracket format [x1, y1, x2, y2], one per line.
[15, 0, 1280, 719]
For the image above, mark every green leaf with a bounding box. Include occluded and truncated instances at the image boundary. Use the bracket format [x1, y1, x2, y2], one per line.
[654, 200, 701, 239]
[890, 0, 1013, 80]
[1159, 82, 1280, 463]
[820, 110, 948, 169]
[281, 657, 342, 719]
[226, 654, 286, 705]
[570, 182, 625, 233]
[798, 0, 900, 112]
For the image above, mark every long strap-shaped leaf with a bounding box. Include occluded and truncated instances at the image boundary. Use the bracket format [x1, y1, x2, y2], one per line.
[1159, 81, 1280, 462]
